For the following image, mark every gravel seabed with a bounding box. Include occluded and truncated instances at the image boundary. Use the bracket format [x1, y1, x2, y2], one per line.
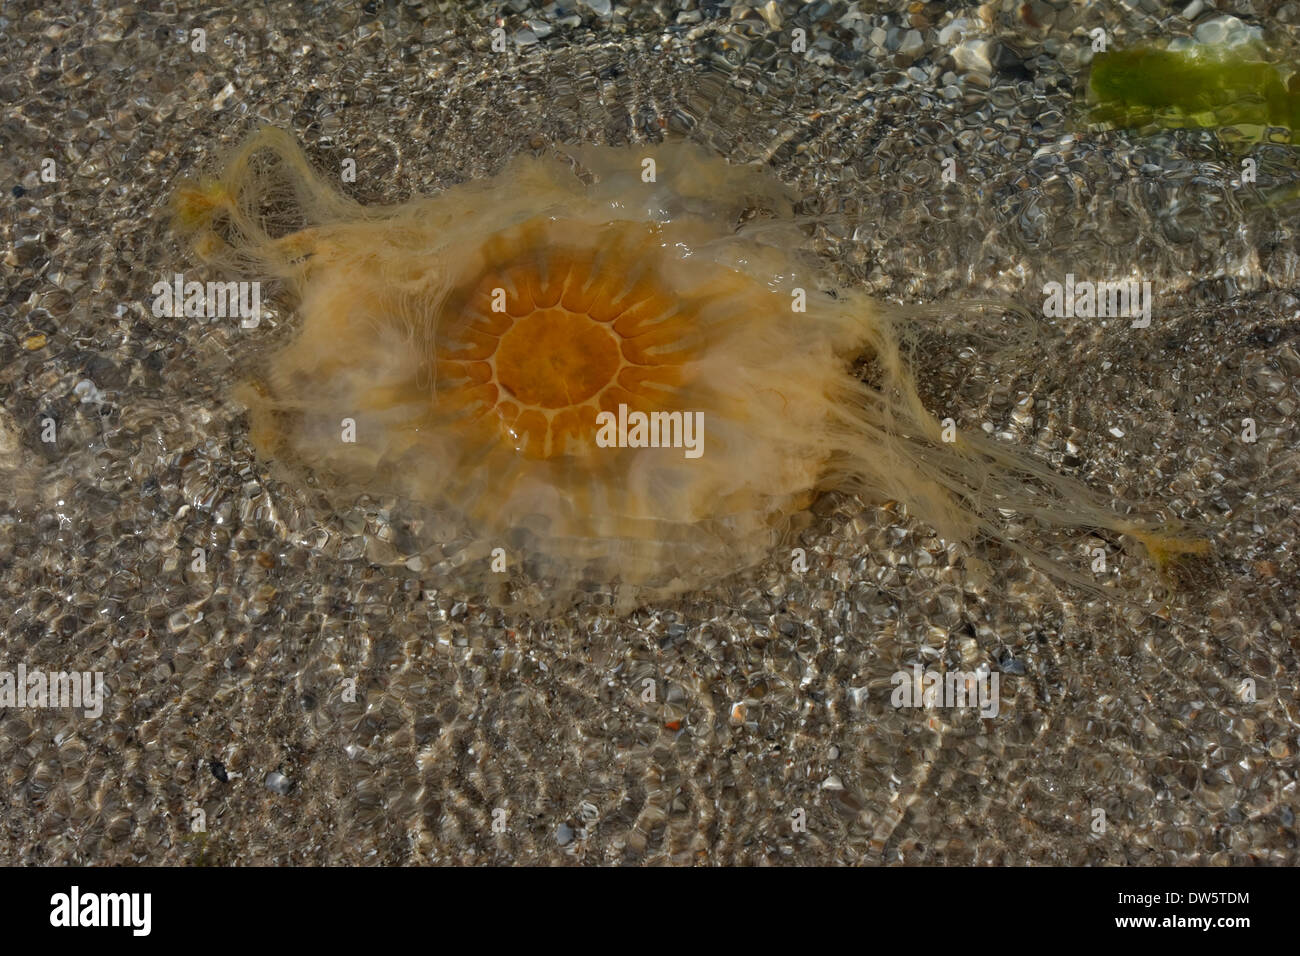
[1, 0, 1297, 864]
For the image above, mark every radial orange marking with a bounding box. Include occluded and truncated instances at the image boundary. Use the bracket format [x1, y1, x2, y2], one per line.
[434, 223, 703, 460]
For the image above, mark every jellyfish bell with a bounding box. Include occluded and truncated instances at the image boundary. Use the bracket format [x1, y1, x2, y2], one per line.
[173, 127, 1207, 612]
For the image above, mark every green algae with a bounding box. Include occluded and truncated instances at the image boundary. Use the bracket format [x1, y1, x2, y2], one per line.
[1086, 41, 1300, 142]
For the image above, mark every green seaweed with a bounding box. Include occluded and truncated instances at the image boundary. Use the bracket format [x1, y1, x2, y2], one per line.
[1086, 41, 1300, 141]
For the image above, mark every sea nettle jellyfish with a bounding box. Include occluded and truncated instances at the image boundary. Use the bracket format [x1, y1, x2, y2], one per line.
[172, 127, 1203, 609]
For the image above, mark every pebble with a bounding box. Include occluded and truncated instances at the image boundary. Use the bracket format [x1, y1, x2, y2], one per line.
[898, 29, 925, 60]
[952, 38, 993, 74]
[937, 18, 977, 45]
[74, 379, 104, 404]
[1194, 15, 1261, 47]
[265, 771, 294, 795]
[0, 410, 19, 459]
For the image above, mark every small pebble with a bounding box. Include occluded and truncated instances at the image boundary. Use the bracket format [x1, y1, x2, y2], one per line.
[952, 38, 993, 75]
[265, 771, 294, 795]
[74, 379, 103, 404]
[1194, 14, 1261, 47]
[898, 29, 924, 60]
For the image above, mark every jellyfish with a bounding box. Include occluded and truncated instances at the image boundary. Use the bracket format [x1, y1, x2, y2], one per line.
[172, 127, 1205, 609]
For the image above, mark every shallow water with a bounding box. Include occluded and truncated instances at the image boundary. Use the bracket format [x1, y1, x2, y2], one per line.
[1, 0, 1297, 864]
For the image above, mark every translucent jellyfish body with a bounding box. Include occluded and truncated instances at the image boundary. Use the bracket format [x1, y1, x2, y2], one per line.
[174, 128, 1202, 607]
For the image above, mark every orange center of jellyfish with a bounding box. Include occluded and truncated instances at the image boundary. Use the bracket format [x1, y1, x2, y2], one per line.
[495, 311, 619, 409]
[434, 225, 695, 459]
